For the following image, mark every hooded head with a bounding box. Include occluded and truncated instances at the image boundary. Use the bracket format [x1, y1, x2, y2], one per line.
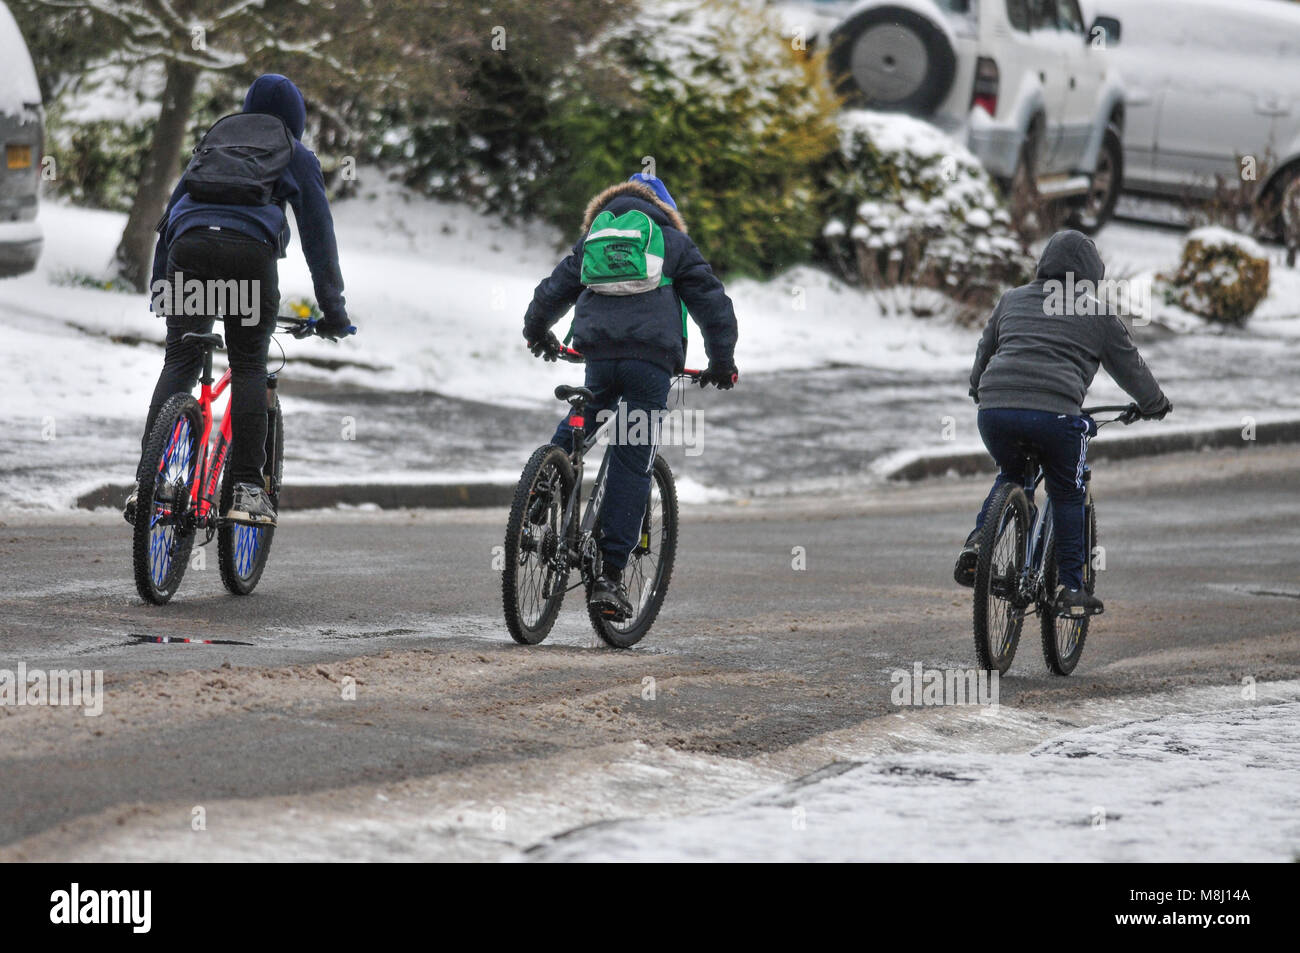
[243, 74, 306, 140]
[628, 172, 677, 210]
[1036, 229, 1105, 284]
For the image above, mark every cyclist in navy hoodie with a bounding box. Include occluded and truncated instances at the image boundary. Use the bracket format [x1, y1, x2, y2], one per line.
[126, 73, 349, 527]
[524, 173, 738, 620]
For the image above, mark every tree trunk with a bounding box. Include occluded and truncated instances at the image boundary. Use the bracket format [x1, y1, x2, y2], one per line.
[112, 59, 200, 290]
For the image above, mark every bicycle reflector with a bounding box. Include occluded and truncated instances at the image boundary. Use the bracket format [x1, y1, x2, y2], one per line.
[568, 415, 585, 429]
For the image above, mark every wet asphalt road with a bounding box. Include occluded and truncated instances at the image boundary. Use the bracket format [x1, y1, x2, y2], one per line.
[0, 446, 1297, 853]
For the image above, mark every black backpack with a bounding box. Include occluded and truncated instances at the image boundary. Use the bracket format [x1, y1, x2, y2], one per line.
[183, 113, 294, 206]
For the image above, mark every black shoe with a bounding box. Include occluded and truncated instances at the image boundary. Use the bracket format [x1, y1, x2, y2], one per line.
[1054, 586, 1103, 619]
[589, 572, 632, 621]
[953, 529, 980, 587]
[122, 482, 139, 524]
[223, 482, 277, 527]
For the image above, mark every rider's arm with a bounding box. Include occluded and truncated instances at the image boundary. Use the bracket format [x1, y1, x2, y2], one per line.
[149, 178, 188, 296]
[286, 146, 347, 326]
[672, 236, 737, 367]
[523, 240, 584, 342]
[1099, 314, 1167, 415]
[969, 297, 1005, 401]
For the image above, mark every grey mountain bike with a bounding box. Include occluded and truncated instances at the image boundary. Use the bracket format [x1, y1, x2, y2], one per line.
[972, 403, 1156, 675]
[501, 346, 702, 649]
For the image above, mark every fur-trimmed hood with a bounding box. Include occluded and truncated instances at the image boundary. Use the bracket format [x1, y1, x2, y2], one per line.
[582, 182, 688, 235]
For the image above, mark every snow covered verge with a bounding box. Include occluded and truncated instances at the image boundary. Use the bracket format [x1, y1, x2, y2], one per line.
[526, 696, 1300, 862]
[4, 180, 984, 417]
[3, 177, 1300, 512]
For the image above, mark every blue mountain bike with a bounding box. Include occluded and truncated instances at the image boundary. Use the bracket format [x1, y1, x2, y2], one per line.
[972, 403, 1149, 675]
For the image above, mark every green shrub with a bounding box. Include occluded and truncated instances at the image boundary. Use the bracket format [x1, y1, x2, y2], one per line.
[821, 110, 1033, 322]
[1160, 227, 1270, 326]
[538, 0, 840, 276]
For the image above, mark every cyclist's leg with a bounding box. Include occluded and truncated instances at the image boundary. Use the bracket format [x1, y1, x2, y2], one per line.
[218, 234, 280, 487]
[549, 360, 617, 451]
[595, 358, 670, 572]
[973, 408, 1033, 533]
[138, 234, 215, 479]
[1033, 414, 1091, 591]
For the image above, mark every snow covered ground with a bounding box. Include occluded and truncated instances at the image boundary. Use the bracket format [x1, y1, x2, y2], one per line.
[527, 697, 1300, 862]
[3, 180, 1300, 511]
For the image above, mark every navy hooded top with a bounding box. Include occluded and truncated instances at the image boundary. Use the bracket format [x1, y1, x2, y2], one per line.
[151, 74, 347, 323]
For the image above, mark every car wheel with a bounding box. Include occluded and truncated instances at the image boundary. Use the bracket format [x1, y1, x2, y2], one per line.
[830, 7, 957, 116]
[1069, 124, 1123, 233]
[1259, 164, 1300, 252]
[1006, 120, 1053, 240]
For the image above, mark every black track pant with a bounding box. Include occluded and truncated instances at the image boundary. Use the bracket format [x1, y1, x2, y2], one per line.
[139, 228, 280, 486]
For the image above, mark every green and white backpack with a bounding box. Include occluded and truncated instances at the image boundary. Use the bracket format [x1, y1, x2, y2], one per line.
[574, 208, 688, 344]
[580, 209, 666, 294]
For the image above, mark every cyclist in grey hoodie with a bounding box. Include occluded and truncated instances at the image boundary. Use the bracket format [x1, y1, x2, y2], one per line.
[955, 229, 1172, 617]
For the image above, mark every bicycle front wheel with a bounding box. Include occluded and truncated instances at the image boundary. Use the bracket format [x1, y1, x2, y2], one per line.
[133, 392, 202, 605]
[1040, 492, 1096, 676]
[973, 482, 1030, 674]
[588, 454, 679, 649]
[503, 445, 575, 644]
[218, 397, 283, 595]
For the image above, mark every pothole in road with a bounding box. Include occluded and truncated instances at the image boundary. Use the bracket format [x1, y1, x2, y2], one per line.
[127, 634, 255, 646]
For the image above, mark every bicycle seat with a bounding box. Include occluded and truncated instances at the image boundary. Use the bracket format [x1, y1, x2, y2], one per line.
[555, 385, 593, 404]
[181, 332, 224, 349]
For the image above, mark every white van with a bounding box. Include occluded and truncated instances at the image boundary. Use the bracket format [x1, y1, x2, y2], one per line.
[0, 1, 42, 276]
[1094, 0, 1300, 230]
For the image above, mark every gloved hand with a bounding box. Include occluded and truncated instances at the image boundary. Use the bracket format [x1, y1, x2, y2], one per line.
[317, 312, 353, 340]
[1147, 398, 1173, 421]
[698, 361, 738, 390]
[528, 330, 563, 362]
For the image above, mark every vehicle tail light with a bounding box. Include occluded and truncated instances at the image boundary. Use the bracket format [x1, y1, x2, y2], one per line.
[972, 57, 1000, 117]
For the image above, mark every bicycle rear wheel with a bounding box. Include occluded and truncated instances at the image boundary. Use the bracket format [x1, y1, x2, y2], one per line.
[973, 482, 1029, 674]
[218, 397, 283, 595]
[1040, 493, 1096, 675]
[588, 454, 679, 649]
[133, 392, 202, 605]
[503, 445, 575, 644]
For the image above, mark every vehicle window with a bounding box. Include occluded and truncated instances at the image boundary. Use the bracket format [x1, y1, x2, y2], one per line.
[1006, 0, 1030, 31]
[1056, 0, 1085, 34]
[1029, 0, 1058, 30]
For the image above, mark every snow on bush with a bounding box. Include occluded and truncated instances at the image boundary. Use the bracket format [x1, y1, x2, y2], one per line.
[1160, 226, 1270, 326]
[821, 110, 1033, 322]
[43, 64, 238, 213]
[540, 0, 839, 276]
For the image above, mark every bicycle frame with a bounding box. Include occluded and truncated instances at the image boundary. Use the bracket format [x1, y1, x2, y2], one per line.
[190, 360, 234, 522]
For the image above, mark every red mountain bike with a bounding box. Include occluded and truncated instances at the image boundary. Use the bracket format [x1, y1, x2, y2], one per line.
[131, 316, 350, 604]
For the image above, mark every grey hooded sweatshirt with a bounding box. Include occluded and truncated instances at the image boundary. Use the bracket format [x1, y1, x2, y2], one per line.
[969, 230, 1167, 416]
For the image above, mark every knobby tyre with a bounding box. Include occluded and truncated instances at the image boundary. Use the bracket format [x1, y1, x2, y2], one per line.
[1040, 493, 1097, 676]
[218, 397, 283, 595]
[503, 445, 575, 645]
[132, 392, 202, 605]
[588, 454, 679, 649]
[973, 483, 1029, 674]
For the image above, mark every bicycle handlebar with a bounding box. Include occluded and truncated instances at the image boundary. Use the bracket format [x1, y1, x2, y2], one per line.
[1082, 402, 1166, 428]
[275, 315, 357, 341]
